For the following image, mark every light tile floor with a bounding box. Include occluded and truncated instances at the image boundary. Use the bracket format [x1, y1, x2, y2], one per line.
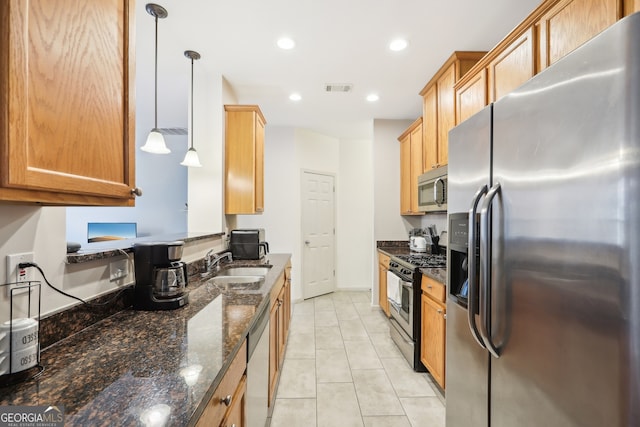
[267, 291, 445, 427]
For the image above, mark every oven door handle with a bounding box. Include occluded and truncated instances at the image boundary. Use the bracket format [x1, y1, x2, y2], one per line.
[388, 300, 402, 314]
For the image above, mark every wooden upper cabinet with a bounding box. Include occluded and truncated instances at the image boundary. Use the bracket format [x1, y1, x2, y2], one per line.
[225, 105, 266, 214]
[422, 85, 438, 171]
[488, 27, 535, 102]
[625, 0, 640, 14]
[420, 52, 486, 170]
[0, 0, 136, 205]
[398, 118, 423, 216]
[456, 69, 487, 124]
[537, 0, 621, 71]
[436, 66, 455, 167]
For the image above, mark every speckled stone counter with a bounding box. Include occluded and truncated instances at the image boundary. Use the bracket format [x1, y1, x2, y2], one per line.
[377, 243, 447, 284]
[0, 253, 291, 427]
[66, 232, 226, 264]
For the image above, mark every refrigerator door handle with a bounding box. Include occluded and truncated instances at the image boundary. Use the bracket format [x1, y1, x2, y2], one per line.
[479, 182, 501, 358]
[467, 184, 488, 348]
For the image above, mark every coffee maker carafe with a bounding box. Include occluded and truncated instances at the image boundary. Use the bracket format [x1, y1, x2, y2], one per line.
[133, 241, 189, 310]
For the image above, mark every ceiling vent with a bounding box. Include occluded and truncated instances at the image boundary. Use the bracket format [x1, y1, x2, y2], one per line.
[325, 83, 353, 93]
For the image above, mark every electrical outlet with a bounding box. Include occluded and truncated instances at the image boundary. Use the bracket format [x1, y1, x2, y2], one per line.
[110, 258, 129, 282]
[6, 252, 35, 296]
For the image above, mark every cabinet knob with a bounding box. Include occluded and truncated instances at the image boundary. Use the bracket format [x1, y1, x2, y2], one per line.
[427, 285, 433, 289]
[443, 313, 447, 319]
[130, 187, 143, 197]
[221, 395, 232, 406]
[437, 309, 443, 314]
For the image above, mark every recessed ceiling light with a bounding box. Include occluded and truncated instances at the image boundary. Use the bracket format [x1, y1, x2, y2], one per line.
[277, 37, 295, 50]
[289, 93, 302, 101]
[366, 94, 379, 102]
[389, 39, 408, 52]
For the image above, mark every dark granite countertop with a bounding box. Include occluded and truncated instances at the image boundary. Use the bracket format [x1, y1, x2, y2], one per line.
[377, 243, 447, 284]
[0, 254, 291, 427]
[66, 232, 226, 264]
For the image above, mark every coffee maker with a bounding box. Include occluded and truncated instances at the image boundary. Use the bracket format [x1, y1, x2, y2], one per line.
[133, 241, 189, 310]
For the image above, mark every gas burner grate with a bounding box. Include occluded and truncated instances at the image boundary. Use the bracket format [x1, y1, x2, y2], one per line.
[395, 254, 446, 269]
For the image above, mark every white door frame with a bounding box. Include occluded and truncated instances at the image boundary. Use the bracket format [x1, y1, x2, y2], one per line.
[300, 169, 337, 299]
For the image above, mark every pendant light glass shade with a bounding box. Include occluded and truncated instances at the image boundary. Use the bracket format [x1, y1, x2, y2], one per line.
[180, 147, 202, 167]
[141, 129, 170, 153]
[141, 4, 170, 154]
[182, 50, 202, 168]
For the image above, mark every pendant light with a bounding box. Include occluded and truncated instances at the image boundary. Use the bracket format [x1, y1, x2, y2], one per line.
[141, 3, 170, 154]
[181, 50, 203, 167]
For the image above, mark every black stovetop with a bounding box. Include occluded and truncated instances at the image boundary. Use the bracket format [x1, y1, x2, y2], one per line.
[393, 253, 447, 269]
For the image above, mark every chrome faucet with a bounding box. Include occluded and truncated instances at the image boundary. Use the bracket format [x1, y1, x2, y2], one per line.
[205, 251, 233, 273]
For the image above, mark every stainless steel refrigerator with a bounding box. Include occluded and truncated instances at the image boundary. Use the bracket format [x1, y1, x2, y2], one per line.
[446, 12, 640, 427]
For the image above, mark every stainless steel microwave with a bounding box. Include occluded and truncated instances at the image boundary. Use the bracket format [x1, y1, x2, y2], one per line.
[417, 165, 447, 212]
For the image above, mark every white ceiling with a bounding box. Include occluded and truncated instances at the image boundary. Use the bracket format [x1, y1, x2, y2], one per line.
[138, 0, 541, 139]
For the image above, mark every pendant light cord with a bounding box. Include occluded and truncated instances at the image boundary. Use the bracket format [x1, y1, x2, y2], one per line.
[154, 14, 159, 129]
[190, 57, 194, 149]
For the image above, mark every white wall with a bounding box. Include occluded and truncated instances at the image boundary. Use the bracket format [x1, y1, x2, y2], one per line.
[187, 74, 237, 234]
[337, 138, 374, 290]
[371, 119, 423, 306]
[236, 127, 376, 300]
[0, 206, 133, 318]
[233, 126, 298, 292]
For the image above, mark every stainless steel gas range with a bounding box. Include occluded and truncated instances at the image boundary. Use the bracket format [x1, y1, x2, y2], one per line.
[387, 253, 446, 371]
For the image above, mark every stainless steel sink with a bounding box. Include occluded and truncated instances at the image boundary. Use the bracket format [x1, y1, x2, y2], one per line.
[217, 266, 271, 277]
[211, 275, 265, 285]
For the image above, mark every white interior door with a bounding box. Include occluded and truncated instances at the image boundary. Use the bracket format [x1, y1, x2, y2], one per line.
[302, 171, 336, 299]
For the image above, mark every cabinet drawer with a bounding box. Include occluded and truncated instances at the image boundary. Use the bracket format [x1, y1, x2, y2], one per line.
[422, 275, 445, 303]
[197, 340, 247, 427]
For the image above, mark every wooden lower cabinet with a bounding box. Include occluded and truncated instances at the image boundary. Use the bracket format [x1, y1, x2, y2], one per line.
[197, 340, 247, 427]
[420, 276, 446, 389]
[221, 375, 246, 427]
[268, 269, 291, 407]
[378, 252, 390, 317]
[268, 301, 279, 406]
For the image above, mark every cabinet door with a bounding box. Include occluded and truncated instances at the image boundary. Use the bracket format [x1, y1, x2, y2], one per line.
[221, 375, 246, 427]
[378, 263, 389, 317]
[537, 0, 620, 70]
[436, 64, 456, 166]
[255, 114, 265, 213]
[268, 303, 279, 406]
[277, 288, 286, 365]
[1, 0, 136, 204]
[456, 69, 487, 124]
[409, 124, 423, 214]
[225, 105, 266, 214]
[399, 134, 412, 214]
[421, 294, 446, 389]
[625, 0, 640, 15]
[422, 85, 438, 171]
[488, 27, 535, 102]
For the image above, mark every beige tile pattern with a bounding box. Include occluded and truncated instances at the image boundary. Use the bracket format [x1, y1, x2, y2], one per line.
[268, 291, 445, 427]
